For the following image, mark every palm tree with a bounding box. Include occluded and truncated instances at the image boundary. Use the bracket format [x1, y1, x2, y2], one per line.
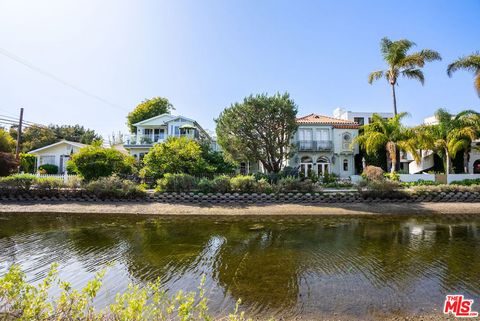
[368, 37, 442, 115]
[416, 109, 479, 174]
[447, 52, 480, 97]
[354, 113, 419, 173]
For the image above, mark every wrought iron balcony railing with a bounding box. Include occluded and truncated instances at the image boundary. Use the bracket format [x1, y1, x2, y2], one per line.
[296, 140, 333, 151]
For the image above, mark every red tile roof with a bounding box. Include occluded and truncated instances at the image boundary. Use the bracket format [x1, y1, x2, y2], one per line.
[296, 113, 359, 129]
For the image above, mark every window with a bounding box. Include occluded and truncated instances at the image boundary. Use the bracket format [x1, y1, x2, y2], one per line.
[299, 128, 313, 141]
[354, 117, 364, 126]
[343, 159, 349, 171]
[240, 162, 247, 175]
[342, 132, 352, 150]
[144, 129, 152, 135]
[315, 129, 329, 141]
[40, 155, 55, 165]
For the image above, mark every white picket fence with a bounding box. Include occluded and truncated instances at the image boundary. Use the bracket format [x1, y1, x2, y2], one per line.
[35, 173, 79, 182]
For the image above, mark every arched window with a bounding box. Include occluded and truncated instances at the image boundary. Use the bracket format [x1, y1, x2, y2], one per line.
[343, 159, 349, 171]
[300, 156, 313, 177]
[342, 132, 352, 150]
[317, 157, 330, 176]
[474, 160, 480, 174]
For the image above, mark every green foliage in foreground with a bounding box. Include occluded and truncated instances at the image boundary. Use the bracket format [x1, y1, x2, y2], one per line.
[450, 178, 480, 186]
[0, 264, 262, 321]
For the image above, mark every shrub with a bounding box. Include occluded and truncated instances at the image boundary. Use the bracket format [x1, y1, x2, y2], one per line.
[362, 166, 385, 182]
[230, 175, 257, 193]
[141, 137, 205, 180]
[34, 177, 64, 190]
[321, 172, 338, 184]
[409, 184, 480, 195]
[0, 174, 37, 192]
[38, 163, 59, 174]
[401, 179, 439, 187]
[358, 180, 405, 199]
[85, 176, 145, 198]
[277, 176, 317, 193]
[0, 152, 18, 177]
[0, 264, 254, 321]
[197, 175, 232, 193]
[156, 173, 197, 192]
[256, 178, 273, 193]
[450, 178, 480, 186]
[69, 144, 136, 181]
[19, 153, 36, 173]
[384, 171, 400, 181]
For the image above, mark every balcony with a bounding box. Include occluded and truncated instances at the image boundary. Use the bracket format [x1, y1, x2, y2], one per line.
[124, 134, 165, 146]
[296, 140, 333, 151]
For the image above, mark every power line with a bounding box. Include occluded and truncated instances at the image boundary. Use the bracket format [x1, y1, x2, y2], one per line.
[0, 47, 129, 112]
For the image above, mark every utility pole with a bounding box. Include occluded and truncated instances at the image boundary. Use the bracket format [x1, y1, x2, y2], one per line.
[15, 108, 24, 167]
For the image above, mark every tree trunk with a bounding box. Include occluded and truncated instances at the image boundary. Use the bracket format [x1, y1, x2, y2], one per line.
[445, 149, 451, 174]
[390, 144, 397, 173]
[391, 83, 398, 116]
[464, 148, 470, 173]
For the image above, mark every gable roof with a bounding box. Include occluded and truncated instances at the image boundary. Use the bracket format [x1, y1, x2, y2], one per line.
[28, 140, 86, 154]
[297, 113, 359, 129]
[132, 113, 176, 126]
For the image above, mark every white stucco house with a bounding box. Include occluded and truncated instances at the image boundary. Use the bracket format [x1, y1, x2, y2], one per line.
[123, 113, 212, 161]
[288, 114, 360, 178]
[28, 140, 86, 174]
[333, 107, 393, 126]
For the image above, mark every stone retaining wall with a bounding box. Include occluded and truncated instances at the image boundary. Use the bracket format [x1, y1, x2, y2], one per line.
[1, 191, 480, 204]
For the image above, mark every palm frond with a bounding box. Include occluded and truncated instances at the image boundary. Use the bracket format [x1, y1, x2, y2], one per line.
[402, 69, 425, 85]
[475, 72, 480, 96]
[447, 53, 480, 76]
[368, 70, 384, 84]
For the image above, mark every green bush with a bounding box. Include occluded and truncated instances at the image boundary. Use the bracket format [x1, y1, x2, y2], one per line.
[35, 177, 64, 190]
[401, 179, 439, 187]
[156, 173, 197, 192]
[0, 264, 254, 321]
[256, 178, 273, 193]
[69, 144, 136, 181]
[358, 180, 405, 199]
[450, 178, 480, 186]
[19, 153, 36, 173]
[384, 171, 400, 181]
[38, 163, 59, 174]
[230, 175, 257, 193]
[277, 176, 317, 192]
[321, 172, 339, 184]
[0, 174, 37, 192]
[410, 184, 480, 195]
[197, 175, 232, 193]
[85, 176, 145, 198]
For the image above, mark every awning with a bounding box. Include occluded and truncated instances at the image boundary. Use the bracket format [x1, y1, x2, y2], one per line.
[180, 124, 196, 129]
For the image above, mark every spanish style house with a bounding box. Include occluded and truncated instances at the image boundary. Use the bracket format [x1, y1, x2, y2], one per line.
[123, 113, 212, 160]
[288, 114, 359, 178]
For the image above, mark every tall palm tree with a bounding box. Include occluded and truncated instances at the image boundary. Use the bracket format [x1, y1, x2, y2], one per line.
[416, 109, 479, 174]
[447, 52, 480, 97]
[354, 113, 419, 173]
[368, 37, 442, 115]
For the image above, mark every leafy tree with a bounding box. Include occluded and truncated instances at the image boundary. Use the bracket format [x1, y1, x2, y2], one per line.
[447, 52, 480, 97]
[49, 124, 101, 144]
[0, 128, 15, 152]
[69, 143, 136, 181]
[368, 37, 441, 115]
[416, 109, 479, 174]
[199, 142, 236, 174]
[0, 152, 18, 176]
[141, 136, 205, 179]
[354, 113, 419, 173]
[15, 126, 57, 152]
[127, 97, 174, 133]
[216, 92, 298, 173]
[19, 153, 36, 173]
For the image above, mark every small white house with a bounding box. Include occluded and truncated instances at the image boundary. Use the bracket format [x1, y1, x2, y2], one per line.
[28, 140, 86, 174]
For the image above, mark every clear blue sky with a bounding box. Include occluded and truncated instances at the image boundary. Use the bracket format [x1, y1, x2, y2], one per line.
[0, 0, 478, 139]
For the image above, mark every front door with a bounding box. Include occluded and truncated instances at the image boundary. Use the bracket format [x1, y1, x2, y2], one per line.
[317, 163, 329, 176]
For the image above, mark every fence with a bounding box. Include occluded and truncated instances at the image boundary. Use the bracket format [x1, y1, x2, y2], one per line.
[35, 173, 79, 182]
[350, 173, 480, 184]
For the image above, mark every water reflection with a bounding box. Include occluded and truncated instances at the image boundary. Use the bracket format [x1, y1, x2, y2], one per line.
[0, 214, 479, 319]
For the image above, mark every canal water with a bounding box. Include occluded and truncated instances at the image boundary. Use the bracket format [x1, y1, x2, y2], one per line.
[0, 213, 479, 319]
